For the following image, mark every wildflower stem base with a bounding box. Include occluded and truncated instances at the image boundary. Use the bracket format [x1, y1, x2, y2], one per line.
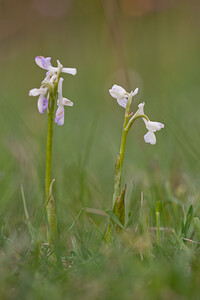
[105, 93, 133, 242]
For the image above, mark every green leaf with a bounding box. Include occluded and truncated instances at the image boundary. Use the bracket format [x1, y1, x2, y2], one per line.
[47, 179, 58, 245]
[68, 208, 85, 232]
[185, 205, 193, 234]
[193, 217, 200, 240]
[182, 205, 193, 236]
[21, 185, 37, 246]
[106, 210, 124, 230]
[113, 184, 126, 228]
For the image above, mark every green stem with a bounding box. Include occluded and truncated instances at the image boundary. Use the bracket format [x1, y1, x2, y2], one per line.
[112, 94, 132, 207]
[125, 114, 149, 132]
[45, 89, 57, 247]
[105, 93, 133, 243]
[45, 98, 54, 204]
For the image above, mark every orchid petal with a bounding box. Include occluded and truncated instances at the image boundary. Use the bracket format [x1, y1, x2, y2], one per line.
[117, 98, 128, 108]
[132, 87, 139, 97]
[29, 87, 47, 97]
[144, 131, 156, 145]
[62, 98, 73, 106]
[109, 84, 127, 99]
[62, 68, 77, 75]
[58, 77, 63, 98]
[29, 88, 41, 96]
[146, 121, 164, 132]
[35, 56, 52, 70]
[55, 106, 64, 125]
[37, 96, 48, 114]
[137, 102, 145, 115]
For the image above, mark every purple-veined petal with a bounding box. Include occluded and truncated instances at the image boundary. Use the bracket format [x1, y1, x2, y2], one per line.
[144, 131, 156, 145]
[117, 98, 128, 108]
[55, 106, 64, 125]
[37, 96, 48, 114]
[35, 56, 52, 70]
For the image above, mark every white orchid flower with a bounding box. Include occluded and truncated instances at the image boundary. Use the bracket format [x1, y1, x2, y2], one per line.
[55, 78, 73, 126]
[109, 84, 138, 108]
[137, 102, 164, 145]
[35, 56, 77, 76]
[29, 87, 48, 114]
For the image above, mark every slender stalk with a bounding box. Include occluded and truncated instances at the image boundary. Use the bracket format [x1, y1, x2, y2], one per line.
[105, 93, 133, 242]
[112, 93, 132, 207]
[45, 89, 57, 247]
[45, 96, 55, 204]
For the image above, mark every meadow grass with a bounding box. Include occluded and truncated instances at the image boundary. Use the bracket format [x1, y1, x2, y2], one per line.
[1, 1, 200, 299]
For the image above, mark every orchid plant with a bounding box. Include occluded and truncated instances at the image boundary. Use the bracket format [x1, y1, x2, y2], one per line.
[29, 56, 77, 250]
[106, 84, 164, 242]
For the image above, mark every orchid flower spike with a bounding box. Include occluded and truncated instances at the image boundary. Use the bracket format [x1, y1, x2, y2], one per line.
[55, 78, 73, 126]
[109, 84, 138, 108]
[29, 87, 48, 114]
[137, 102, 164, 145]
[35, 56, 77, 76]
[29, 56, 77, 117]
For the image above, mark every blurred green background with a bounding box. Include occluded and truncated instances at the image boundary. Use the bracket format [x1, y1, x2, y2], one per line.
[1, 0, 200, 299]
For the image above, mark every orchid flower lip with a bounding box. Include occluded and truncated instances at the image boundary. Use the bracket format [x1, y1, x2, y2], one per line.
[144, 131, 156, 145]
[117, 98, 128, 108]
[55, 106, 64, 126]
[37, 96, 48, 114]
[143, 118, 164, 145]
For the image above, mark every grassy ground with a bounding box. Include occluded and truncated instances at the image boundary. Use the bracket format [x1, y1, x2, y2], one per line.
[1, 1, 200, 299]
